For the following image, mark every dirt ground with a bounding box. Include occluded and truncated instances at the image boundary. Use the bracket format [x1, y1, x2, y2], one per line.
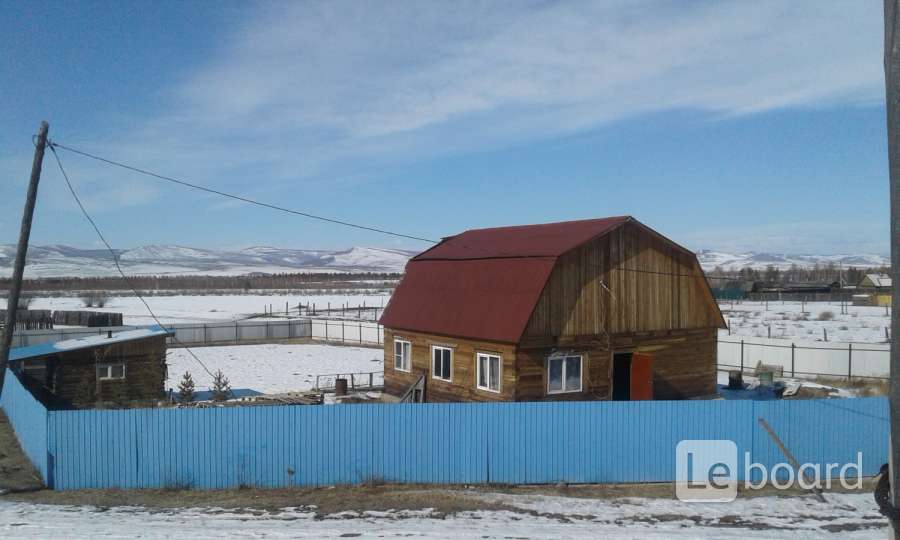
[2, 480, 877, 516]
[0, 411, 43, 493]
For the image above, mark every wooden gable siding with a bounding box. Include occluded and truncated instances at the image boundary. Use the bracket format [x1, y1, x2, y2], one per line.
[524, 221, 721, 339]
[382, 328, 517, 402]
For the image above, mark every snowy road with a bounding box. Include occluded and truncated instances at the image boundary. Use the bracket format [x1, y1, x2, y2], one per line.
[0, 492, 887, 539]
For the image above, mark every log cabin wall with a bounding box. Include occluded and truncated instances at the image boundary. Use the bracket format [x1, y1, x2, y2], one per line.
[610, 328, 718, 399]
[50, 335, 168, 408]
[515, 343, 611, 402]
[382, 328, 517, 402]
[524, 221, 723, 339]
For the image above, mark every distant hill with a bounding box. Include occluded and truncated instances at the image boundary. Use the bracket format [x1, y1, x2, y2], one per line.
[696, 249, 890, 271]
[0, 244, 889, 278]
[0, 244, 416, 278]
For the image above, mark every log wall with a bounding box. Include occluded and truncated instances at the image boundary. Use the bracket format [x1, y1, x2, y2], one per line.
[383, 328, 516, 402]
[50, 336, 167, 408]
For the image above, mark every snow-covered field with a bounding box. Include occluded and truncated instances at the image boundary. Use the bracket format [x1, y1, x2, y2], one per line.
[0, 492, 885, 539]
[720, 300, 891, 343]
[3, 294, 391, 325]
[166, 343, 383, 394]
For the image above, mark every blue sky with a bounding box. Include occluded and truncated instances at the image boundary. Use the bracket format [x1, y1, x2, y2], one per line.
[0, 1, 889, 254]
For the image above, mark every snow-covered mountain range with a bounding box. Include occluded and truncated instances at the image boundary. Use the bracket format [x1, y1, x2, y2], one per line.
[0, 244, 889, 278]
[0, 245, 417, 278]
[696, 250, 890, 271]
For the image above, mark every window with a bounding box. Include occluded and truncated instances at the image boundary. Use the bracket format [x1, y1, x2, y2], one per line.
[476, 353, 501, 392]
[432, 346, 452, 381]
[97, 363, 126, 381]
[394, 339, 411, 372]
[548, 354, 582, 394]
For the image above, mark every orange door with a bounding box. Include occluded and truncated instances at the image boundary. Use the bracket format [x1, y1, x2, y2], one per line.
[630, 353, 654, 400]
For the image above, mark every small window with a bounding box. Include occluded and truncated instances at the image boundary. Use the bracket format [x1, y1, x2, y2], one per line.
[97, 363, 126, 381]
[476, 353, 501, 392]
[432, 346, 452, 381]
[394, 339, 411, 372]
[548, 354, 582, 394]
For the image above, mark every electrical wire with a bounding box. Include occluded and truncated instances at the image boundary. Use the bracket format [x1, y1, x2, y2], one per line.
[47, 140, 438, 244]
[47, 143, 216, 378]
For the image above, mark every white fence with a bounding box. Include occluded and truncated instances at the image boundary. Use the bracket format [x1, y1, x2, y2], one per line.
[717, 334, 889, 379]
[11, 317, 385, 349]
[14, 321, 887, 379]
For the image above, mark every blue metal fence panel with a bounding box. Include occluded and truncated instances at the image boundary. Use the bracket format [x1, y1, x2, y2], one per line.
[36, 396, 890, 491]
[0, 369, 48, 482]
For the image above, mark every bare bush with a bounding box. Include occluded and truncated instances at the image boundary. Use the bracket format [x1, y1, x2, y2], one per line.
[16, 295, 33, 309]
[80, 291, 109, 308]
[817, 311, 835, 321]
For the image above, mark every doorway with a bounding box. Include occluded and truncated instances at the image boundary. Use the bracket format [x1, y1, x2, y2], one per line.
[612, 352, 631, 401]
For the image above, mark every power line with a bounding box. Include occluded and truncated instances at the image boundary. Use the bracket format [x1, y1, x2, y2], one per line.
[47, 140, 438, 244]
[47, 143, 217, 379]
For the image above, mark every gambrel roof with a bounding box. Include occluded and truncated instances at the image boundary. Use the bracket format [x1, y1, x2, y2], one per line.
[380, 216, 720, 343]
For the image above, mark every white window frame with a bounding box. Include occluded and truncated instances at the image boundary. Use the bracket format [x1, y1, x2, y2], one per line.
[547, 354, 583, 394]
[431, 345, 453, 382]
[97, 363, 126, 381]
[394, 339, 411, 372]
[475, 352, 502, 393]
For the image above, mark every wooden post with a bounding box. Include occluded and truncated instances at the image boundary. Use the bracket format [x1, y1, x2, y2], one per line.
[791, 343, 795, 378]
[885, 2, 900, 534]
[758, 418, 827, 503]
[0, 121, 49, 394]
[848, 343, 853, 380]
[740, 339, 744, 374]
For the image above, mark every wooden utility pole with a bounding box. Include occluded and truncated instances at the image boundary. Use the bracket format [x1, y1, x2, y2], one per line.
[0, 121, 49, 395]
[885, 2, 900, 537]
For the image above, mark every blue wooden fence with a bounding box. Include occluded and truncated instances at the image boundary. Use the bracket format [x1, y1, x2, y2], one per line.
[0, 369, 889, 491]
[0, 369, 48, 481]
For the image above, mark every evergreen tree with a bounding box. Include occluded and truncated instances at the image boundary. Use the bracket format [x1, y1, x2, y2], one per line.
[177, 371, 196, 403]
[210, 370, 233, 402]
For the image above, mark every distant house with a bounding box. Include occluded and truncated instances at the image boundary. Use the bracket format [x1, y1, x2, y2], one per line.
[857, 274, 892, 307]
[8, 326, 171, 409]
[379, 216, 725, 403]
[858, 273, 892, 291]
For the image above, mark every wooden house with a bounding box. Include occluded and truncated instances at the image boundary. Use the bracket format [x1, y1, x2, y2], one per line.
[8, 326, 171, 409]
[379, 216, 725, 403]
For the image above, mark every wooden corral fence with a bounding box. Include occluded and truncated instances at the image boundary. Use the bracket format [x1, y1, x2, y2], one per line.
[0, 309, 53, 330]
[1, 369, 887, 491]
[52, 310, 123, 327]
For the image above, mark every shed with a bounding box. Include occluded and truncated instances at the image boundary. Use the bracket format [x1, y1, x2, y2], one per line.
[8, 326, 171, 409]
[380, 216, 725, 403]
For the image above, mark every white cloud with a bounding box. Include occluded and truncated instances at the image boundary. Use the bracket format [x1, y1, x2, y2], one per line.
[31, 0, 885, 252]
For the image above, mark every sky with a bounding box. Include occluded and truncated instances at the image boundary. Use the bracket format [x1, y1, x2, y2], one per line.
[0, 1, 890, 255]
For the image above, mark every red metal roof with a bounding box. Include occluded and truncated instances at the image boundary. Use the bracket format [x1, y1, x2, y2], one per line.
[379, 258, 557, 343]
[415, 216, 630, 260]
[380, 216, 633, 343]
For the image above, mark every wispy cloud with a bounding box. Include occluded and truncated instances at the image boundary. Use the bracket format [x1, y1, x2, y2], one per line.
[33, 0, 885, 252]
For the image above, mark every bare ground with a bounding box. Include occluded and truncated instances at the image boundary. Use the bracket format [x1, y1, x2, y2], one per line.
[0, 410, 43, 493]
[1, 480, 878, 516]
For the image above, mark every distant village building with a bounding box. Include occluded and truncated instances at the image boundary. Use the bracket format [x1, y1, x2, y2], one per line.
[856, 273, 892, 306]
[8, 326, 171, 409]
[858, 273, 892, 291]
[379, 216, 725, 403]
